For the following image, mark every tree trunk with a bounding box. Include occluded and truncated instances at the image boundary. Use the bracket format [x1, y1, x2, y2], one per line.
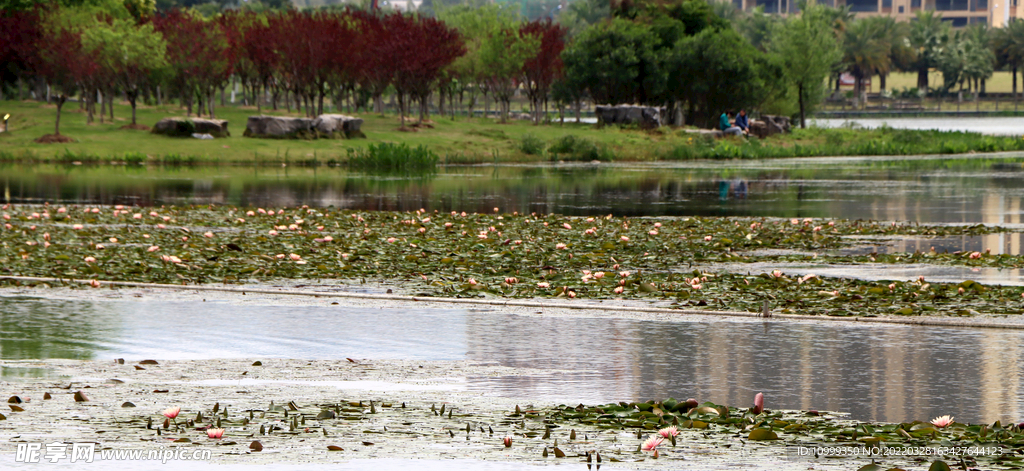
[917, 67, 928, 91]
[879, 73, 887, 92]
[798, 83, 806, 129]
[54, 95, 65, 136]
[129, 92, 138, 125]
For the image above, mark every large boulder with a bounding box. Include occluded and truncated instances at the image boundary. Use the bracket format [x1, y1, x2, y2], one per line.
[595, 105, 664, 128]
[749, 115, 791, 138]
[152, 117, 229, 138]
[244, 115, 365, 139]
[244, 116, 315, 139]
[311, 114, 365, 138]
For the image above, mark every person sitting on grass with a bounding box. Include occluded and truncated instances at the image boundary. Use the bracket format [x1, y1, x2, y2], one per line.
[735, 109, 749, 135]
[719, 111, 743, 137]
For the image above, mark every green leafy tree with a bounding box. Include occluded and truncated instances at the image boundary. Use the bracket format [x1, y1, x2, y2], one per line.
[908, 10, 950, 92]
[770, 1, 841, 128]
[83, 19, 167, 125]
[440, 3, 521, 119]
[992, 20, 1024, 99]
[480, 26, 540, 122]
[560, 18, 662, 107]
[842, 18, 890, 108]
[938, 26, 993, 94]
[668, 27, 765, 127]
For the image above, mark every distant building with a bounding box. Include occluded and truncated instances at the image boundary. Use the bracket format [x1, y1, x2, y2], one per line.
[733, 0, 1022, 27]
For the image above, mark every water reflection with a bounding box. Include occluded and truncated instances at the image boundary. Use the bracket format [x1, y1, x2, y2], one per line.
[0, 297, 112, 360]
[464, 315, 1024, 424]
[3, 158, 1024, 222]
[1, 296, 1021, 424]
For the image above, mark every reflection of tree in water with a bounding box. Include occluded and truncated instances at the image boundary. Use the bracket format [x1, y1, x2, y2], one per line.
[0, 297, 113, 360]
[4, 161, 1024, 221]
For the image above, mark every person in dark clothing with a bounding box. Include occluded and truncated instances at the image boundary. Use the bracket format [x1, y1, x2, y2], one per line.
[735, 109, 749, 135]
[719, 111, 742, 136]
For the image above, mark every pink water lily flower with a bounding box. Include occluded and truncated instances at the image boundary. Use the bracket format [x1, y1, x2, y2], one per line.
[620, 236, 629, 242]
[163, 407, 181, 419]
[704, 235, 712, 241]
[246, 211, 255, 217]
[503, 436, 512, 447]
[537, 282, 550, 288]
[207, 428, 225, 439]
[657, 426, 679, 438]
[930, 415, 954, 428]
[641, 436, 663, 452]
[753, 392, 764, 414]
[386, 237, 397, 243]
[148, 246, 160, 252]
[204, 232, 214, 238]
[619, 271, 630, 277]
[593, 272, 604, 279]
[89, 280, 101, 288]
[649, 230, 658, 236]
[133, 213, 142, 220]
[468, 278, 478, 285]
[563, 223, 572, 230]
[73, 224, 83, 230]
[289, 254, 302, 261]
[555, 243, 567, 250]
[771, 270, 784, 278]
[613, 286, 624, 294]
[84, 256, 96, 263]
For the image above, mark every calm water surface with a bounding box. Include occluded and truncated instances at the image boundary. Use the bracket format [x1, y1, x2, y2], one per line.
[3, 157, 1024, 223]
[1, 296, 1020, 425]
[813, 117, 1024, 136]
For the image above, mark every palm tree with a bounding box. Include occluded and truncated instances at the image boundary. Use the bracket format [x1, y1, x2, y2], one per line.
[992, 20, 1024, 101]
[963, 24, 994, 94]
[843, 19, 890, 108]
[908, 10, 950, 92]
[823, 4, 854, 94]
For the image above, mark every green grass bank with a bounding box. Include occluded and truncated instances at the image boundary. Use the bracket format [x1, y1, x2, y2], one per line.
[2, 100, 1024, 165]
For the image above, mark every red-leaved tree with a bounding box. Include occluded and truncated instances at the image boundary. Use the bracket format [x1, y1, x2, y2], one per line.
[154, 9, 234, 118]
[34, 22, 99, 140]
[520, 20, 565, 124]
[387, 13, 465, 126]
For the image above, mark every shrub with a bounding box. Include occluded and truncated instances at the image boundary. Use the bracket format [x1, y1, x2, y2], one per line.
[517, 134, 546, 155]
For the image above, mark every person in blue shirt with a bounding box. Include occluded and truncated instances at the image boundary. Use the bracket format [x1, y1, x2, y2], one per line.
[735, 109, 749, 135]
[719, 111, 742, 136]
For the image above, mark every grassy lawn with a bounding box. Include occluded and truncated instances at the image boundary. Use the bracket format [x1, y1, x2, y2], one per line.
[2, 98, 1024, 164]
[882, 71, 1020, 93]
[0, 99, 676, 163]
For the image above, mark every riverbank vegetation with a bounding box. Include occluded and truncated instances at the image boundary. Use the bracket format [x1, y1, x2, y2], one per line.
[2, 101, 1024, 165]
[2, 205, 1022, 318]
[7, 0, 1024, 142]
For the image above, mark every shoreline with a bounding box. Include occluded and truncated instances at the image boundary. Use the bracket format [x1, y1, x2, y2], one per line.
[4, 277, 1024, 331]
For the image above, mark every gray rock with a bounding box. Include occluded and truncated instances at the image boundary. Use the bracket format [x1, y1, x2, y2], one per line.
[244, 115, 314, 138]
[311, 114, 364, 138]
[749, 115, 790, 138]
[594, 105, 664, 127]
[245, 115, 365, 139]
[152, 117, 229, 138]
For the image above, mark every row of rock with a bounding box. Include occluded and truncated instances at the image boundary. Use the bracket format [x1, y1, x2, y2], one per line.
[152, 115, 364, 139]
